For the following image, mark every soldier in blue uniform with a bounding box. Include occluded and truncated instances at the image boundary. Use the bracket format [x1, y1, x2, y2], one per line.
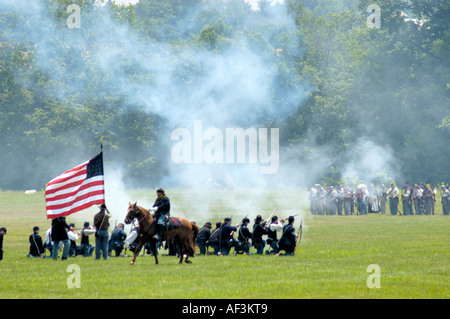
[219, 217, 237, 255]
[0, 227, 6, 261]
[277, 216, 298, 256]
[236, 218, 252, 255]
[266, 216, 283, 254]
[28, 226, 44, 257]
[197, 222, 212, 255]
[252, 215, 267, 255]
[109, 223, 127, 257]
[150, 188, 171, 242]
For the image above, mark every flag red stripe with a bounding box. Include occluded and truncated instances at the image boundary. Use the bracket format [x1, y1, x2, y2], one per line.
[45, 180, 104, 201]
[46, 189, 105, 211]
[45, 178, 86, 197]
[49, 161, 87, 180]
[48, 199, 105, 219]
[46, 168, 87, 189]
[46, 193, 105, 218]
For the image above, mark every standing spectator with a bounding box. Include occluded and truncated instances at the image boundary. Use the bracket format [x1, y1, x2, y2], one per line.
[387, 183, 399, 215]
[94, 204, 111, 260]
[379, 184, 388, 214]
[51, 217, 70, 260]
[412, 184, 422, 215]
[28, 226, 44, 258]
[422, 185, 433, 215]
[405, 183, 414, 215]
[343, 186, 353, 215]
[430, 184, 437, 215]
[43, 227, 61, 257]
[401, 186, 412, 216]
[325, 186, 337, 215]
[418, 183, 425, 214]
[0, 227, 7, 261]
[368, 183, 379, 213]
[308, 185, 317, 214]
[349, 183, 356, 215]
[314, 184, 326, 215]
[336, 184, 344, 215]
[356, 187, 366, 215]
[440, 185, 449, 215]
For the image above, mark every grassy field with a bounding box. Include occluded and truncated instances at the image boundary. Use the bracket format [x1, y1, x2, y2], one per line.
[0, 189, 448, 299]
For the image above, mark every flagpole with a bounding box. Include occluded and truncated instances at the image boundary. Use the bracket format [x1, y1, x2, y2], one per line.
[100, 136, 111, 218]
[100, 135, 106, 206]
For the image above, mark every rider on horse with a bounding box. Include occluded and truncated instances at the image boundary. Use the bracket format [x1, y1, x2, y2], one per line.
[150, 188, 170, 242]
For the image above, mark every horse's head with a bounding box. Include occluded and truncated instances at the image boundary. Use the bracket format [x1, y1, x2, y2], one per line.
[125, 202, 139, 224]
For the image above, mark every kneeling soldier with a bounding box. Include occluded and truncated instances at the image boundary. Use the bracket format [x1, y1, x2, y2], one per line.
[277, 216, 298, 256]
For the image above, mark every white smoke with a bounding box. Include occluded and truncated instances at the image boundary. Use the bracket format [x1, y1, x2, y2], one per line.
[341, 137, 397, 186]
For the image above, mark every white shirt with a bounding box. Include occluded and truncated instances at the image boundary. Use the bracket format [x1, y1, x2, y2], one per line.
[45, 228, 63, 248]
[269, 221, 284, 232]
[44, 228, 52, 245]
[67, 230, 79, 241]
[82, 227, 95, 236]
[387, 187, 399, 197]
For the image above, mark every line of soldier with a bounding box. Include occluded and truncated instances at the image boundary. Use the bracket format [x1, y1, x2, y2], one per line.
[196, 214, 299, 256]
[308, 182, 450, 216]
[26, 221, 128, 259]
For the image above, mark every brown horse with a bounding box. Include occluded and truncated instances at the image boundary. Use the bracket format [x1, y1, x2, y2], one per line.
[124, 202, 198, 265]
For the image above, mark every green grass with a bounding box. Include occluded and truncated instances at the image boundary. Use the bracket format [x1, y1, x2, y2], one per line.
[0, 189, 448, 299]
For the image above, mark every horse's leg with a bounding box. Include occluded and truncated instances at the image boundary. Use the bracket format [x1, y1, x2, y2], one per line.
[184, 240, 192, 264]
[130, 239, 144, 265]
[151, 240, 159, 265]
[179, 253, 184, 264]
[177, 235, 192, 264]
[181, 231, 195, 264]
[175, 237, 184, 264]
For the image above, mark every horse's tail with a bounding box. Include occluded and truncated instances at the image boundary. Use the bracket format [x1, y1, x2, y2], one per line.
[191, 222, 199, 249]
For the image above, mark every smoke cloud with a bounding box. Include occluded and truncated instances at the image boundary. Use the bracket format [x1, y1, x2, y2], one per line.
[1, 0, 407, 226]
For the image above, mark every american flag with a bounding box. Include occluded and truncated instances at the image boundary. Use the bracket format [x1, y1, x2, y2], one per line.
[45, 152, 105, 219]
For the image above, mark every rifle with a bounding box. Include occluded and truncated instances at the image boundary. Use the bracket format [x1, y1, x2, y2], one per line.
[264, 207, 277, 228]
[282, 213, 299, 220]
[390, 196, 401, 215]
[230, 214, 249, 236]
[296, 220, 303, 246]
